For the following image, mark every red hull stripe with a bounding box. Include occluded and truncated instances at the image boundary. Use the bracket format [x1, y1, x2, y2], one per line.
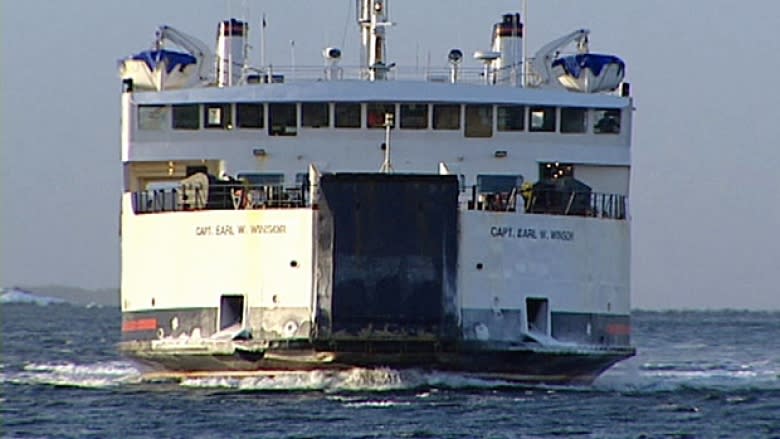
[122, 318, 158, 332]
[606, 323, 631, 336]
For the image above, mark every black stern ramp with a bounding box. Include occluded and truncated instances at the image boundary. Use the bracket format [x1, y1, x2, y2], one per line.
[313, 173, 459, 345]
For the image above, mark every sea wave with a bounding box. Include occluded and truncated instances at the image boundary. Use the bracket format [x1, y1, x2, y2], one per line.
[3, 360, 777, 394]
[595, 358, 780, 393]
[1, 361, 142, 388]
[0, 288, 65, 306]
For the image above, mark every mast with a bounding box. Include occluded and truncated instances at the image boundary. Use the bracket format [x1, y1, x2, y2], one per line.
[522, 0, 528, 86]
[357, 0, 392, 80]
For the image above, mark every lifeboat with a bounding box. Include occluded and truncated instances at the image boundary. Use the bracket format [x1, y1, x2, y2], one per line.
[119, 49, 197, 91]
[551, 53, 625, 93]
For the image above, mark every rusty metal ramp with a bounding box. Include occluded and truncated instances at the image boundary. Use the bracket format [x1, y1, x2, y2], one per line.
[313, 173, 459, 343]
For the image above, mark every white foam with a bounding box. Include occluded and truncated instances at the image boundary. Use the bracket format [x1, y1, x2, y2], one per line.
[178, 367, 523, 392]
[4, 361, 142, 388]
[342, 400, 411, 408]
[0, 288, 65, 305]
[180, 368, 408, 391]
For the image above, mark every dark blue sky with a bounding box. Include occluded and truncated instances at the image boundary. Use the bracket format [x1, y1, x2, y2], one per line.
[2, 0, 779, 309]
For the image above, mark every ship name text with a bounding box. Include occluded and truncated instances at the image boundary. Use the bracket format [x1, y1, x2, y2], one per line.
[490, 226, 574, 241]
[195, 224, 287, 236]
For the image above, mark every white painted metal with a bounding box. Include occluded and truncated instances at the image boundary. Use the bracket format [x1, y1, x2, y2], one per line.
[457, 212, 630, 315]
[120, 195, 314, 312]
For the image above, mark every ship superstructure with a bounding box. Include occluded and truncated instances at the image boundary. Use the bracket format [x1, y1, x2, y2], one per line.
[118, 1, 634, 384]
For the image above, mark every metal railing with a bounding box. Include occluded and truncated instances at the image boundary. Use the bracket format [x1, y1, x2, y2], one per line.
[240, 63, 546, 87]
[132, 182, 627, 220]
[132, 183, 309, 214]
[462, 186, 627, 220]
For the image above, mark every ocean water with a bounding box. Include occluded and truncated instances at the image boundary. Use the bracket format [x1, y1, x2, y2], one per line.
[2, 293, 779, 438]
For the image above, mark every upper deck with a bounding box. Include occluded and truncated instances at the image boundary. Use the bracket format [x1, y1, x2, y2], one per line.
[120, 7, 633, 205]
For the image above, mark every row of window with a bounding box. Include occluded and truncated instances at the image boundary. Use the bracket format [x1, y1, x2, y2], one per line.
[138, 102, 622, 137]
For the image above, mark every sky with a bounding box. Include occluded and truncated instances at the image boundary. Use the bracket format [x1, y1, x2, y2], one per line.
[1, 0, 779, 310]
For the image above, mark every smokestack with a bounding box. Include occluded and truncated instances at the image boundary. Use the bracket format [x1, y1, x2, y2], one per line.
[216, 19, 247, 87]
[491, 13, 523, 86]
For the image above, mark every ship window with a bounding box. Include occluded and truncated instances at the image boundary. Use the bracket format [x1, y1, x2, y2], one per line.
[400, 103, 428, 129]
[529, 106, 556, 132]
[301, 102, 330, 128]
[540, 162, 574, 179]
[138, 105, 168, 130]
[477, 174, 523, 193]
[204, 103, 232, 129]
[366, 103, 396, 128]
[172, 104, 200, 130]
[594, 109, 621, 134]
[334, 103, 361, 128]
[237, 173, 284, 185]
[464, 104, 493, 138]
[268, 103, 297, 136]
[497, 105, 525, 131]
[560, 107, 587, 133]
[236, 103, 264, 128]
[433, 104, 460, 130]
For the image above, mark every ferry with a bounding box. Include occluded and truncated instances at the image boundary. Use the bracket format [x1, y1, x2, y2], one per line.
[117, 1, 635, 384]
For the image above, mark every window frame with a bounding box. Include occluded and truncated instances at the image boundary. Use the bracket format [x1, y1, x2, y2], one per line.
[366, 102, 396, 129]
[268, 103, 298, 136]
[593, 108, 622, 134]
[477, 174, 524, 194]
[464, 104, 494, 138]
[137, 105, 168, 131]
[172, 104, 200, 130]
[334, 102, 362, 128]
[237, 173, 285, 186]
[560, 107, 588, 134]
[236, 103, 264, 129]
[203, 103, 232, 129]
[301, 102, 330, 128]
[497, 104, 525, 132]
[399, 103, 429, 129]
[539, 162, 574, 179]
[432, 104, 461, 130]
[528, 106, 556, 133]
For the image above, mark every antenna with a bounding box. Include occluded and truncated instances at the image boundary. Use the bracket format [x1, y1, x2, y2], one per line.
[261, 13, 267, 69]
[379, 112, 394, 173]
[290, 40, 296, 79]
[242, 0, 250, 83]
[522, 0, 528, 86]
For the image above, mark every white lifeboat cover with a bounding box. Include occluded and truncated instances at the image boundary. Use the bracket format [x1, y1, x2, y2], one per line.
[119, 49, 197, 91]
[551, 53, 625, 93]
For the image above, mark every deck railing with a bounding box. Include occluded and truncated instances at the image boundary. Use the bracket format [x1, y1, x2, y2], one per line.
[131, 183, 309, 214]
[462, 187, 627, 220]
[232, 61, 556, 88]
[131, 184, 626, 220]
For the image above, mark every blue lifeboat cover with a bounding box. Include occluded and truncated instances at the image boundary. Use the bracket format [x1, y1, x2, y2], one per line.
[129, 49, 197, 74]
[552, 54, 625, 78]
